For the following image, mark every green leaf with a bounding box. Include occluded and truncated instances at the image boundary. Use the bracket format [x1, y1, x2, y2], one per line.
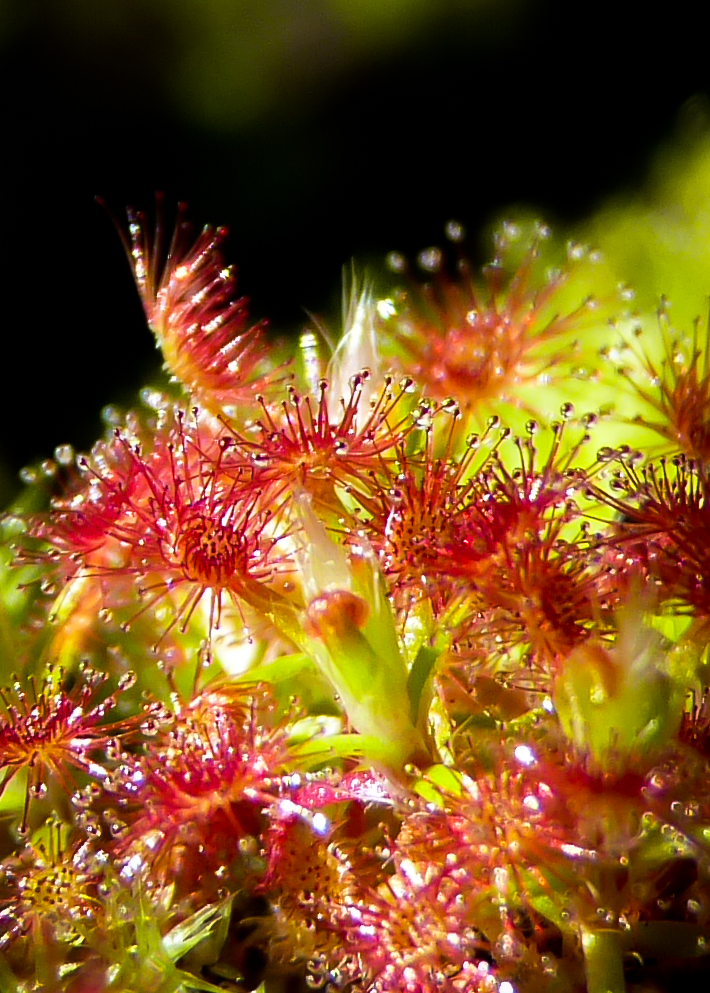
[407, 643, 439, 726]
[234, 651, 317, 684]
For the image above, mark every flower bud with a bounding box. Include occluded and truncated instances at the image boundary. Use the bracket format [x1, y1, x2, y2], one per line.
[291, 493, 430, 773]
[553, 609, 686, 775]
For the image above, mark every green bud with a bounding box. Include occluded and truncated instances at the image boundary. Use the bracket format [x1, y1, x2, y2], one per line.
[554, 611, 686, 775]
[269, 493, 430, 774]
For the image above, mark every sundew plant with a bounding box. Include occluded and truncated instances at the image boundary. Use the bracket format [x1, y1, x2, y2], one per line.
[1, 199, 710, 993]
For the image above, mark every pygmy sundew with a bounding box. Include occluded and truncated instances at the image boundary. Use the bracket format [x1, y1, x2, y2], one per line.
[2, 206, 710, 993]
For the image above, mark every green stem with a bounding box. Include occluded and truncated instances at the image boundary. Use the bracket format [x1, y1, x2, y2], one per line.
[581, 928, 626, 993]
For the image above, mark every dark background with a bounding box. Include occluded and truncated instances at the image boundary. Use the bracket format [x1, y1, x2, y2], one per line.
[1, 0, 707, 503]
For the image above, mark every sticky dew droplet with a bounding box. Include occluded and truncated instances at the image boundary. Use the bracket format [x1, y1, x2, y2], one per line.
[19, 466, 38, 485]
[417, 247, 443, 272]
[101, 405, 123, 427]
[117, 671, 136, 692]
[386, 251, 407, 273]
[53, 444, 75, 465]
[445, 219, 466, 242]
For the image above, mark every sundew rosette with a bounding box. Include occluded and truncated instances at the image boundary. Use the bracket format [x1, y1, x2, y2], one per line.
[3, 200, 710, 993]
[24, 405, 294, 660]
[373, 220, 617, 432]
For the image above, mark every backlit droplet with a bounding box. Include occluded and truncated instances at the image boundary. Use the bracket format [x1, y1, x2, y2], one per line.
[417, 247, 443, 272]
[386, 251, 407, 273]
[514, 744, 536, 766]
[117, 671, 137, 691]
[19, 466, 38, 485]
[54, 444, 75, 465]
[445, 219, 465, 242]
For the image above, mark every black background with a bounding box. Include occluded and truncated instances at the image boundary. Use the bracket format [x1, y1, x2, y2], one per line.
[1, 0, 707, 502]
